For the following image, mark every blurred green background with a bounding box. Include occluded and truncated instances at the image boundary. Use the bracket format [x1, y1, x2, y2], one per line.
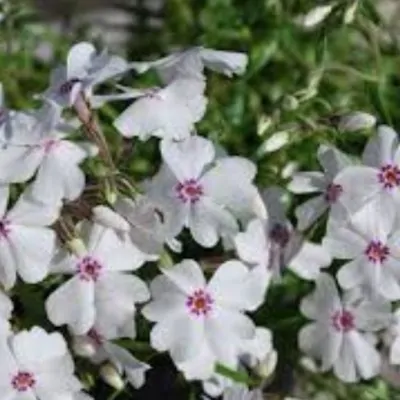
[2, 0, 400, 399]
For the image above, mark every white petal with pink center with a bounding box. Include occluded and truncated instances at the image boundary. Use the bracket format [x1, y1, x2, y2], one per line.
[324, 199, 400, 300]
[299, 273, 391, 382]
[335, 126, 400, 219]
[0, 103, 97, 204]
[45, 222, 150, 336]
[145, 137, 258, 247]
[0, 327, 83, 400]
[142, 259, 267, 380]
[288, 145, 352, 231]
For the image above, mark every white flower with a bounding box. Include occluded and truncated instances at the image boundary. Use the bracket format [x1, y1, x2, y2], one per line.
[0, 103, 97, 204]
[113, 78, 207, 141]
[335, 125, 400, 218]
[45, 222, 150, 336]
[323, 199, 400, 300]
[130, 46, 248, 83]
[235, 187, 331, 281]
[0, 185, 58, 289]
[145, 136, 258, 247]
[299, 273, 391, 382]
[288, 145, 352, 230]
[0, 326, 82, 399]
[41, 42, 128, 108]
[338, 111, 376, 132]
[73, 328, 150, 389]
[142, 259, 266, 380]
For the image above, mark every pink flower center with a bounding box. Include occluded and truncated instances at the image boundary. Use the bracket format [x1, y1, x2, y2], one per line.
[270, 223, 290, 248]
[332, 310, 355, 332]
[378, 164, 400, 189]
[87, 328, 104, 348]
[42, 139, 59, 154]
[186, 289, 213, 316]
[11, 371, 35, 392]
[77, 256, 103, 282]
[175, 179, 203, 204]
[324, 183, 343, 204]
[365, 240, 390, 263]
[0, 219, 11, 239]
[58, 78, 81, 95]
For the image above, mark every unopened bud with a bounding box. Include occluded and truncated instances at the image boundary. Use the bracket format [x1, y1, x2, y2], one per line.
[298, 4, 334, 29]
[338, 111, 376, 132]
[92, 206, 130, 232]
[100, 363, 125, 391]
[257, 115, 272, 136]
[344, 1, 359, 24]
[282, 95, 299, 111]
[72, 336, 97, 358]
[67, 238, 87, 256]
[255, 349, 278, 379]
[257, 131, 290, 156]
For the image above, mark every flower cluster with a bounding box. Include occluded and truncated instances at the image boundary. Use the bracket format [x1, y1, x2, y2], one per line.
[0, 40, 398, 399]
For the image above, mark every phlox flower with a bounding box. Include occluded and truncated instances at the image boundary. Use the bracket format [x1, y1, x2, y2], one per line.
[335, 125, 400, 219]
[73, 327, 150, 389]
[0, 185, 59, 289]
[113, 78, 207, 140]
[45, 222, 150, 336]
[142, 259, 267, 380]
[0, 326, 83, 400]
[288, 145, 352, 231]
[145, 136, 258, 247]
[0, 103, 97, 204]
[299, 273, 391, 382]
[234, 187, 331, 281]
[323, 200, 400, 300]
[42, 42, 128, 108]
[129, 46, 248, 83]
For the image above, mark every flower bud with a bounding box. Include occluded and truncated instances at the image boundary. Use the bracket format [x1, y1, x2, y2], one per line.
[72, 336, 97, 358]
[298, 4, 334, 29]
[282, 95, 299, 111]
[257, 131, 290, 156]
[255, 349, 278, 379]
[92, 206, 130, 232]
[67, 238, 87, 256]
[338, 111, 376, 132]
[100, 363, 125, 391]
[257, 115, 272, 136]
[344, 1, 359, 24]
